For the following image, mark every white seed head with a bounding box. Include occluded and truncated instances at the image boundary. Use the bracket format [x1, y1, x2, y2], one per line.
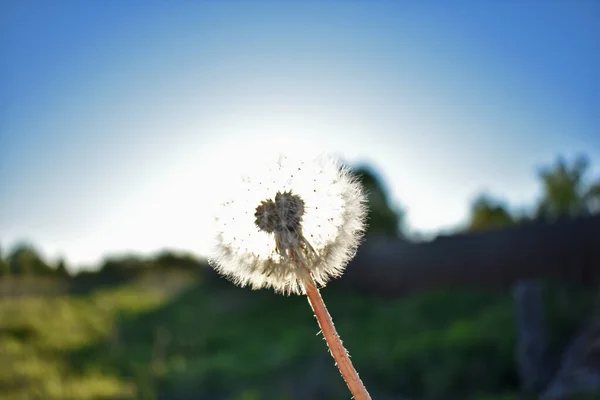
[209, 154, 367, 295]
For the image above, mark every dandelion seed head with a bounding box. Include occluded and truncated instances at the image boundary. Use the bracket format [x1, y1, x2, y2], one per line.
[209, 154, 367, 294]
[254, 199, 279, 233]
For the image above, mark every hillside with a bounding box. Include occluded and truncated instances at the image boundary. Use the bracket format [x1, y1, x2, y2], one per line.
[0, 270, 593, 400]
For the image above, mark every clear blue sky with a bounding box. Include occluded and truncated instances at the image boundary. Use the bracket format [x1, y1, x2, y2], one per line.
[1, 0, 599, 268]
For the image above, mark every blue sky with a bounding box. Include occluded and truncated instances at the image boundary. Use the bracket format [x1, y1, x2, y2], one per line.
[1, 0, 599, 268]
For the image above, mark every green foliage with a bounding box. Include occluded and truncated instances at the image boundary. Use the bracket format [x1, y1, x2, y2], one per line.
[0, 257, 9, 277]
[55, 258, 69, 277]
[2, 272, 592, 400]
[0, 244, 208, 280]
[351, 166, 406, 238]
[467, 154, 600, 233]
[153, 250, 201, 269]
[467, 194, 516, 232]
[7, 243, 53, 276]
[536, 154, 600, 220]
[100, 254, 157, 278]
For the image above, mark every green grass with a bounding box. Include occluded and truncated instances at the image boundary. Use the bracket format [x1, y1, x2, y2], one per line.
[0, 286, 161, 399]
[0, 272, 593, 400]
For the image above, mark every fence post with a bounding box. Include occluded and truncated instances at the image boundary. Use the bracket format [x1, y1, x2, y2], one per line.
[513, 280, 553, 396]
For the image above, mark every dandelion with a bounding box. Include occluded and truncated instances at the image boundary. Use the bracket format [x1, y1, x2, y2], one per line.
[209, 153, 372, 400]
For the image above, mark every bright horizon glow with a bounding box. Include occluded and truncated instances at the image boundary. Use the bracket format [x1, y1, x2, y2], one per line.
[1, 1, 599, 270]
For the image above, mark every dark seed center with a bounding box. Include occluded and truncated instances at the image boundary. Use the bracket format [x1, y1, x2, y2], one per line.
[254, 191, 305, 234]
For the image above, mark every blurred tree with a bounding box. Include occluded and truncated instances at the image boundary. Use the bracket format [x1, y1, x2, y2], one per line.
[55, 257, 69, 277]
[351, 165, 406, 238]
[535, 154, 600, 220]
[585, 181, 600, 215]
[467, 194, 516, 232]
[0, 244, 9, 276]
[101, 254, 154, 279]
[7, 244, 52, 275]
[154, 250, 202, 269]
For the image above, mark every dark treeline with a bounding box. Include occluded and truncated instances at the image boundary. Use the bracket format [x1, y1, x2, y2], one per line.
[0, 246, 208, 281]
[1, 153, 599, 282]
[466, 154, 600, 232]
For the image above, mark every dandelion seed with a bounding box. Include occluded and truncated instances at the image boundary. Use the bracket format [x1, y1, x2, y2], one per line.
[209, 154, 367, 295]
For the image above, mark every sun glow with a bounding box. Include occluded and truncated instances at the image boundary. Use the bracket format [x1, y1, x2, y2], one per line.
[101, 111, 348, 263]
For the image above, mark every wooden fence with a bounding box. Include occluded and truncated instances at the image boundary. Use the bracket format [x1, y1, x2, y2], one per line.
[342, 214, 600, 296]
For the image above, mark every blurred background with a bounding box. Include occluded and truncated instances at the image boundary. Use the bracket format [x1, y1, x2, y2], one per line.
[1, 1, 599, 399]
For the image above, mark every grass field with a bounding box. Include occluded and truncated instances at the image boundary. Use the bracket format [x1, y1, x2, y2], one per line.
[0, 269, 592, 400]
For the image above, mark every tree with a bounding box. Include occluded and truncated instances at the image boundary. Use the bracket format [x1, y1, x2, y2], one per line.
[535, 154, 600, 221]
[467, 194, 516, 232]
[585, 181, 600, 215]
[351, 165, 406, 238]
[154, 250, 202, 270]
[0, 244, 9, 276]
[7, 244, 52, 275]
[100, 254, 154, 279]
[55, 257, 69, 277]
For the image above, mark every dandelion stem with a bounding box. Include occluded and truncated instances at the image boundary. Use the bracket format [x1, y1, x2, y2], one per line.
[304, 274, 372, 400]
